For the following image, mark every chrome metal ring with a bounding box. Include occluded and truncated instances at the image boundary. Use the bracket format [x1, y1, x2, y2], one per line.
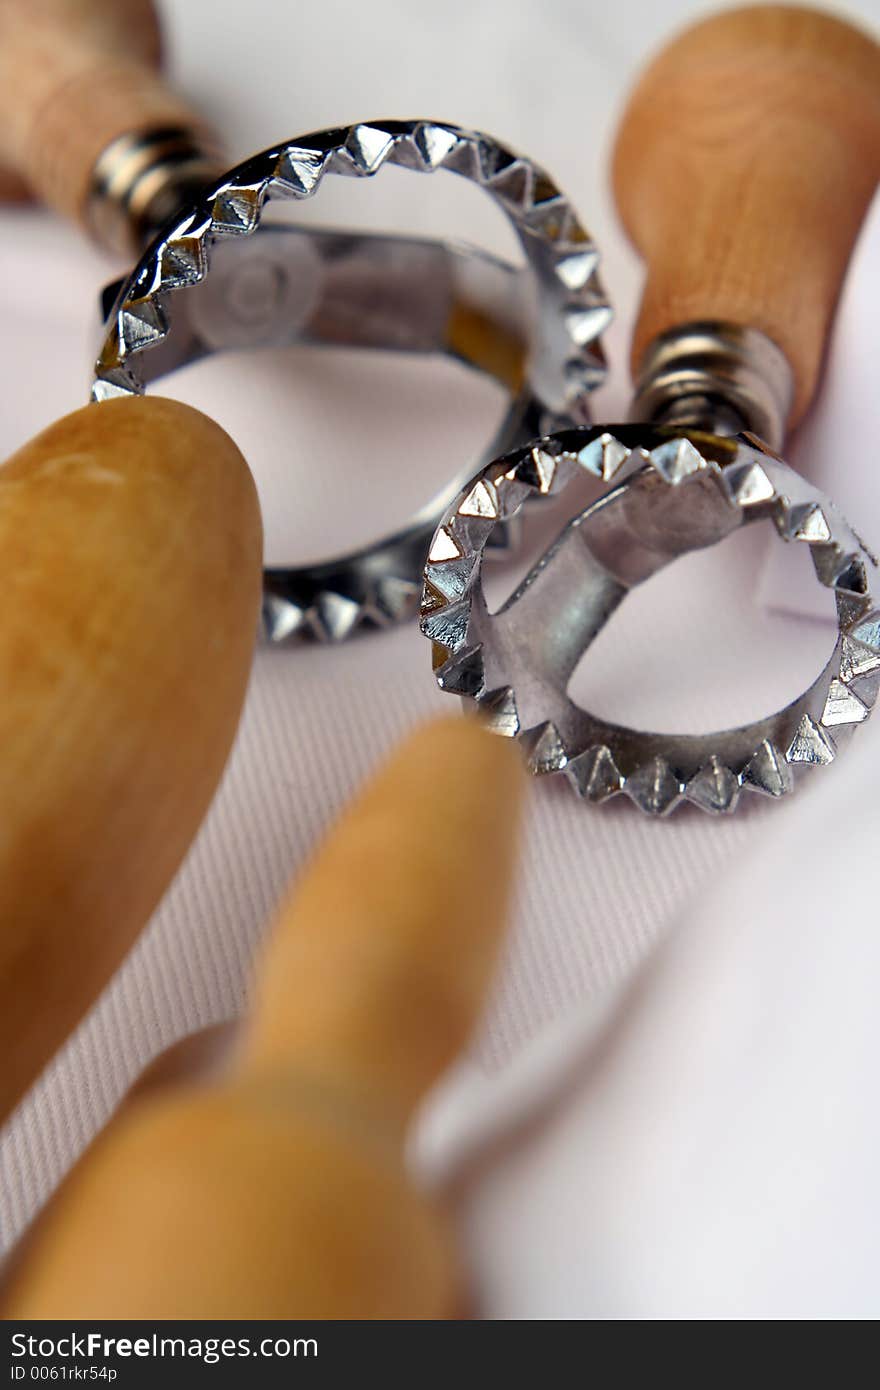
[91, 120, 610, 643]
[421, 425, 879, 815]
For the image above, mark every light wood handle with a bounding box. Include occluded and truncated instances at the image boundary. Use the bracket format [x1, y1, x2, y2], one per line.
[0, 0, 214, 241]
[612, 4, 880, 429]
[7, 720, 525, 1318]
[0, 396, 262, 1123]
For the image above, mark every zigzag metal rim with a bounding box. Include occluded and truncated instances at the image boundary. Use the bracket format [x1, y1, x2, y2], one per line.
[421, 425, 880, 816]
[91, 120, 611, 644]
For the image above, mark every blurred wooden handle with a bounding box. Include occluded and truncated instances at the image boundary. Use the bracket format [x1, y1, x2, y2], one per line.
[0, 396, 262, 1123]
[612, 4, 880, 429]
[0, 0, 216, 248]
[7, 720, 525, 1319]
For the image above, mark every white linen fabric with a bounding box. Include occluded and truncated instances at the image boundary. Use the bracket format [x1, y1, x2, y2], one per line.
[1, 0, 878, 1318]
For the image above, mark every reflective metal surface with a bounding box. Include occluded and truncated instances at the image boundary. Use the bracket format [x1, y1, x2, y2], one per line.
[631, 321, 794, 450]
[421, 425, 879, 814]
[86, 125, 222, 259]
[92, 120, 611, 642]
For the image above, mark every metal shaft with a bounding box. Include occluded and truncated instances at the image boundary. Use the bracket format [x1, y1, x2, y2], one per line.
[630, 321, 794, 451]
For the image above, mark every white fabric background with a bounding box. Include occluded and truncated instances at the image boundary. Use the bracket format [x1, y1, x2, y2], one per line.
[1, 0, 879, 1316]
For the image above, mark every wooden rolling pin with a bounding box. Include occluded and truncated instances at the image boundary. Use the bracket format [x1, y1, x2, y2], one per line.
[0, 0, 219, 252]
[613, 3, 880, 441]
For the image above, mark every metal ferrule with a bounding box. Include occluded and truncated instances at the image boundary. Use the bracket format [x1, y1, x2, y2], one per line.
[630, 321, 794, 451]
[85, 126, 221, 258]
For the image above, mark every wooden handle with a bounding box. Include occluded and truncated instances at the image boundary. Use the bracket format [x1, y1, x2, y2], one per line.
[0, 396, 262, 1123]
[0, 0, 212, 237]
[7, 720, 525, 1318]
[612, 4, 880, 429]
